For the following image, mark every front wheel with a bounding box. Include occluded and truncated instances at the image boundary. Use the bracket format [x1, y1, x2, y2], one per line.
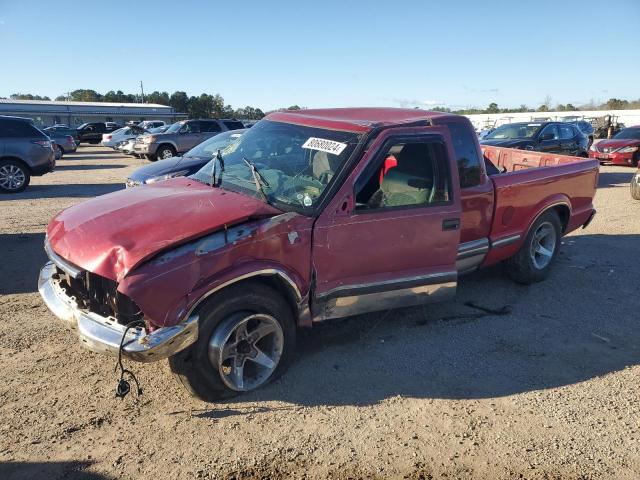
[156, 145, 176, 160]
[505, 210, 562, 284]
[169, 282, 296, 402]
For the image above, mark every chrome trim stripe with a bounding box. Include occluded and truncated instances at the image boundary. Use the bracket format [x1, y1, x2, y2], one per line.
[314, 281, 457, 322]
[491, 234, 521, 248]
[181, 268, 302, 323]
[315, 271, 457, 301]
[44, 238, 83, 279]
[457, 238, 490, 260]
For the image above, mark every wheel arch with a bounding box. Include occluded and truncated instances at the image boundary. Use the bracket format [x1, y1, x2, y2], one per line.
[0, 156, 32, 174]
[526, 199, 571, 239]
[184, 269, 303, 326]
[156, 142, 178, 153]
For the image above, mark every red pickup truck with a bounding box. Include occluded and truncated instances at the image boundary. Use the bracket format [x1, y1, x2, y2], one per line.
[39, 108, 598, 401]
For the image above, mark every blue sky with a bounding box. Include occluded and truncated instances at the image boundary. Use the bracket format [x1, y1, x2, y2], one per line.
[1, 0, 638, 111]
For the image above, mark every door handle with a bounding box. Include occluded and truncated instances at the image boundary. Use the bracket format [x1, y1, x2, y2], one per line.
[442, 218, 460, 231]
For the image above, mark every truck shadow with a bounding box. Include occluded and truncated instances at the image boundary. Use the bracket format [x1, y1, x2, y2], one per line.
[597, 170, 635, 188]
[229, 233, 639, 406]
[0, 183, 123, 201]
[55, 164, 127, 171]
[0, 233, 47, 294]
[0, 461, 111, 480]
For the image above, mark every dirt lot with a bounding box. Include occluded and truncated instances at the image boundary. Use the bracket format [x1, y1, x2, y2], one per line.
[0, 146, 639, 480]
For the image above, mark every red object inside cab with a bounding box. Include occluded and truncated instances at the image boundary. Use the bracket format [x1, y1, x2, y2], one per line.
[379, 154, 398, 184]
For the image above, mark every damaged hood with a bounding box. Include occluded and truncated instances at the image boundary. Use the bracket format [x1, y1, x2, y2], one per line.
[47, 177, 281, 282]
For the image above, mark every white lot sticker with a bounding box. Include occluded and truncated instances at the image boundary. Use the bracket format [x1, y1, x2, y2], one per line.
[302, 137, 348, 155]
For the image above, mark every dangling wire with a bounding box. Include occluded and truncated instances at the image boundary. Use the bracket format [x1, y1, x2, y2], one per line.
[114, 320, 146, 400]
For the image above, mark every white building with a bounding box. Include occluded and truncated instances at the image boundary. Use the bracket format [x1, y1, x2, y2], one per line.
[0, 99, 187, 127]
[465, 109, 640, 132]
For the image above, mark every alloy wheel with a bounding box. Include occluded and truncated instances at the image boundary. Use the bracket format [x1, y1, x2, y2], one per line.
[529, 221, 556, 270]
[208, 313, 284, 392]
[0, 164, 26, 191]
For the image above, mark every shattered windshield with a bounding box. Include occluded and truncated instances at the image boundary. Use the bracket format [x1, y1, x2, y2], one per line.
[485, 123, 542, 140]
[191, 120, 361, 212]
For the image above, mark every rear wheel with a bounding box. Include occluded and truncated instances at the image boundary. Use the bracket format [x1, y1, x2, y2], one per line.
[0, 159, 31, 193]
[169, 282, 296, 402]
[505, 210, 562, 284]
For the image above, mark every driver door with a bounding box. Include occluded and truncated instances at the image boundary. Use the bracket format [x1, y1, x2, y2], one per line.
[539, 124, 561, 153]
[311, 127, 462, 321]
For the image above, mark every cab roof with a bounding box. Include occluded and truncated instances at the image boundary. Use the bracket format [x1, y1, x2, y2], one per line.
[266, 108, 461, 133]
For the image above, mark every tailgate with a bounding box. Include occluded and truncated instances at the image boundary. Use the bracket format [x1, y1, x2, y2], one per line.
[482, 146, 599, 263]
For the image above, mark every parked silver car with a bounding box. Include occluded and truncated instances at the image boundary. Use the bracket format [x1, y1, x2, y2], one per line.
[0, 116, 55, 193]
[101, 125, 148, 148]
[133, 119, 244, 161]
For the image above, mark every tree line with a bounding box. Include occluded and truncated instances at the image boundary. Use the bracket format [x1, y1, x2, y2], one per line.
[432, 97, 640, 115]
[5, 91, 640, 117]
[6, 90, 272, 120]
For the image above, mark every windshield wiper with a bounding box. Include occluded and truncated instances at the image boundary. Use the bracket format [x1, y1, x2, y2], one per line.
[211, 149, 225, 187]
[243, 157, 270, 203]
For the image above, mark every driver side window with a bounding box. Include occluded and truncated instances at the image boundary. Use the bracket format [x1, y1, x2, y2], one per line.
[355, 140, 452, 211]
[540, 124, 559, 140]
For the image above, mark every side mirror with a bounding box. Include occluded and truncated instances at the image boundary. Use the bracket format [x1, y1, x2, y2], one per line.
[540, 133, 554, 141]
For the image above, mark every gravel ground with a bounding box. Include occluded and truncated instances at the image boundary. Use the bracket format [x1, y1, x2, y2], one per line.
[0, 147, 639, 480]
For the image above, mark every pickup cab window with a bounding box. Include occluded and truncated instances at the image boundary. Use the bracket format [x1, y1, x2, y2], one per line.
[441, 121, 482, 188]
[355, 140, 451, 210]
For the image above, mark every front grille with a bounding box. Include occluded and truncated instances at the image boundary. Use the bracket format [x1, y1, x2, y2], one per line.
[54, 266, 143, 326]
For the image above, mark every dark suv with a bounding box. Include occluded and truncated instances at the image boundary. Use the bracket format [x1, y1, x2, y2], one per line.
[76, 122, 120, 144]
[0, 116, 55, 193]
[134, 119, 245, 161]
[480, 121, 589, 157]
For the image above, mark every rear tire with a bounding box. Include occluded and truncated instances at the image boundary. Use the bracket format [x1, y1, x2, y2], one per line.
[0, 159, 31, 193]
[169, 282, 296, 402]
[505, 210, 562, 285]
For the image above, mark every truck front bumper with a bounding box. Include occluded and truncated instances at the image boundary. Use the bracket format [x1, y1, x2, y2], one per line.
[38, 262, 198, 362]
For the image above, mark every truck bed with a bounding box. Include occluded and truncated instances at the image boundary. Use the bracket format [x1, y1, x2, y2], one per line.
[480, 145, 599, 267]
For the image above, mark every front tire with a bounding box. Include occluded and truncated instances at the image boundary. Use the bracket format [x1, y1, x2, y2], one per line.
[169, 282, 296, 402]
[156, 145, 176, 160]
[505, 210, 562, 284]
[0, 159, 31, 193]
